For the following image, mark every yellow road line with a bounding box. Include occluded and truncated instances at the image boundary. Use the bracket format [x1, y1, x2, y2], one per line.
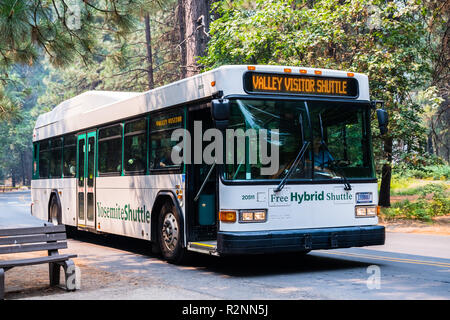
[190, 242, 216, 248]
[320, 251, 450, 268]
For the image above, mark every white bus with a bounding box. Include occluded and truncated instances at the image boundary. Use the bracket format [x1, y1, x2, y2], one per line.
[31, 65, 386, 263]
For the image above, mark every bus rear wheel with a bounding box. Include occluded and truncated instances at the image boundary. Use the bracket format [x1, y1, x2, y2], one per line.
[49, 195, 61, 225]
[158, 202, 187, 264]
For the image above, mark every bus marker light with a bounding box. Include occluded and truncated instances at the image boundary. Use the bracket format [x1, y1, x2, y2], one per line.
[247, 66, 256, 71]
[211, 81, 216, 87]
[284, 68, 292, 73]
[219, 210, 236, 223]
[347, 72, 355, 77]
[299, 69, 307, 74]
[377, 206, 381, 215]
[314, 70, 322, 75]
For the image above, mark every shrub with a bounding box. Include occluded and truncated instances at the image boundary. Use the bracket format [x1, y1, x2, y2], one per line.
[392, 165, 450, 180]
[382, 183, 449, 221]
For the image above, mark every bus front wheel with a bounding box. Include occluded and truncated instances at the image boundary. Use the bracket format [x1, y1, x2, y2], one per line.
[158, 202, 187, 264]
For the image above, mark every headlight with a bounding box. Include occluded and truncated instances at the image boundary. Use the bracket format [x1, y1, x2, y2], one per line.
[239, 209, 267, 223]
[355, 206, 367, 217]
[366, 207, 377, 216]
[241, 212, 254, 221]
[355, 206, 377, 217]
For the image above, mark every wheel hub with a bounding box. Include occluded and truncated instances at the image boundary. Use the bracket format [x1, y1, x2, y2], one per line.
[162, 212, 178, 252]
[50, 202, 58, 225]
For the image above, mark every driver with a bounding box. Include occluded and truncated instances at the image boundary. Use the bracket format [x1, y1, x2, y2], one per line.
[313, 137, 334, 169]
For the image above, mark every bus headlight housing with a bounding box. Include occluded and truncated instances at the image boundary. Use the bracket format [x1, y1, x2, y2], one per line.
[355, 205, 377, 217]
[239, 209, 267, 223]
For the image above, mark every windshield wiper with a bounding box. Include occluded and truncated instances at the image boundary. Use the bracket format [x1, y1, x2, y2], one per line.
[320, 142, 352, 191]
[274, 141, 310, 193]
[275, 108, 310, 193]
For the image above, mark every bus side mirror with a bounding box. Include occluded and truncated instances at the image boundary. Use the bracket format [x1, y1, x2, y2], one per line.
[211, 99, 230, 130]
[376, 109, 388, 135]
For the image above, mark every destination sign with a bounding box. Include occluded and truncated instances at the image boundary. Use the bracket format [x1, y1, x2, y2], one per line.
[155, 115, 182, 127]
[151, 111, 183, 132]
[243, 72, 358, 97]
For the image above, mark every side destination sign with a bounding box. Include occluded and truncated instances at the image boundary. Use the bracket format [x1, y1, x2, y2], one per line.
[243, 72, 358, 97]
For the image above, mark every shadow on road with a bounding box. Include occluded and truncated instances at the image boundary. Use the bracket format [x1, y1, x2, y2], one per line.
[67, 227, 372, 278]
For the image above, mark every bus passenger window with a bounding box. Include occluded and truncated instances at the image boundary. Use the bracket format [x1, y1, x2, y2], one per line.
[32, 142, 39, 178]
[149, 110, 183, 170]
[49, 137, 63, 178]
[63, 134, 77, 177]
[39, 140, 50, 179]
[98, 124, 122, 175]
[124, 118, 147, 174]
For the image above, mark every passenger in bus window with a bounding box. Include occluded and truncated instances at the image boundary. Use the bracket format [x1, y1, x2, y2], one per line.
[158, 149, 172, 168]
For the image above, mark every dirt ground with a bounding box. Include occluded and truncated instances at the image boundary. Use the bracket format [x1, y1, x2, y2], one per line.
[379, 215, 450, 236]
[2, 254, 154, 299]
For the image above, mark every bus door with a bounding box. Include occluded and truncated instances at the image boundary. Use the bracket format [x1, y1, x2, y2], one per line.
[187, 106, 217, 246]
[77, 131, 97, 229]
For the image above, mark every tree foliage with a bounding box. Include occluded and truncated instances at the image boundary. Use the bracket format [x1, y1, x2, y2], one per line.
[0, 0, 178, 184]
[0, 0, 447, 193]
[201, 0, 447, 205]
[0, 0, 145, 120]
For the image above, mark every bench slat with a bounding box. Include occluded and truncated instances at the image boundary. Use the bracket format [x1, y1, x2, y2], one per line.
[0, 241, 67, 254]
[0, 233, 67, 245]
[0, 254, 77, 269]
[0, 225, 66, 237]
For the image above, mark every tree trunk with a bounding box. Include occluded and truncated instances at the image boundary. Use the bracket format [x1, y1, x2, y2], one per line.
[427, 132, 434, 155]
[379, 137, 393, 207]
[177, 0, 187, 79]
[181, 0, 210, 77]
[21, 151, 26, 185]
[11, 170, 16, 188]
[144, 14, 154, 90]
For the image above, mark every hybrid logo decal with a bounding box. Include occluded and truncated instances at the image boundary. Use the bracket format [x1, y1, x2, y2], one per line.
[269, 190, 352, 206]
[97, 202, 151, 223]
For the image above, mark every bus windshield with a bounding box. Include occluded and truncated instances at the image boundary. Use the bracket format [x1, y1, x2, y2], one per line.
[223, 99, 374, 181]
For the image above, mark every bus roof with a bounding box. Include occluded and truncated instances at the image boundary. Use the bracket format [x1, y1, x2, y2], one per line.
[33, 65, 369, 141]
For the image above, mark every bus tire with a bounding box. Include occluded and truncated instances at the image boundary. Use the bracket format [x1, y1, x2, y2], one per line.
[48, 194, 62, 225]
[158, 201, 188, 264]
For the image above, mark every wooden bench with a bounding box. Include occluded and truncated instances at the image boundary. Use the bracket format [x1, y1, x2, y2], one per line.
[0, 224, 77, 299]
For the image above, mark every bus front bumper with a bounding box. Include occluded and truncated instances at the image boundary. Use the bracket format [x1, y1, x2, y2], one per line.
[216, 225, 385, 255]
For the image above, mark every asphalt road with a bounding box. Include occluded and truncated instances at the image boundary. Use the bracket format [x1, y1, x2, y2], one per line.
[1, 191, 449, 300]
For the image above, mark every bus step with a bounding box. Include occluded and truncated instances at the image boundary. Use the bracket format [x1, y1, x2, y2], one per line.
[77, 225, 100, 234]
[187, 241, 218, 256]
